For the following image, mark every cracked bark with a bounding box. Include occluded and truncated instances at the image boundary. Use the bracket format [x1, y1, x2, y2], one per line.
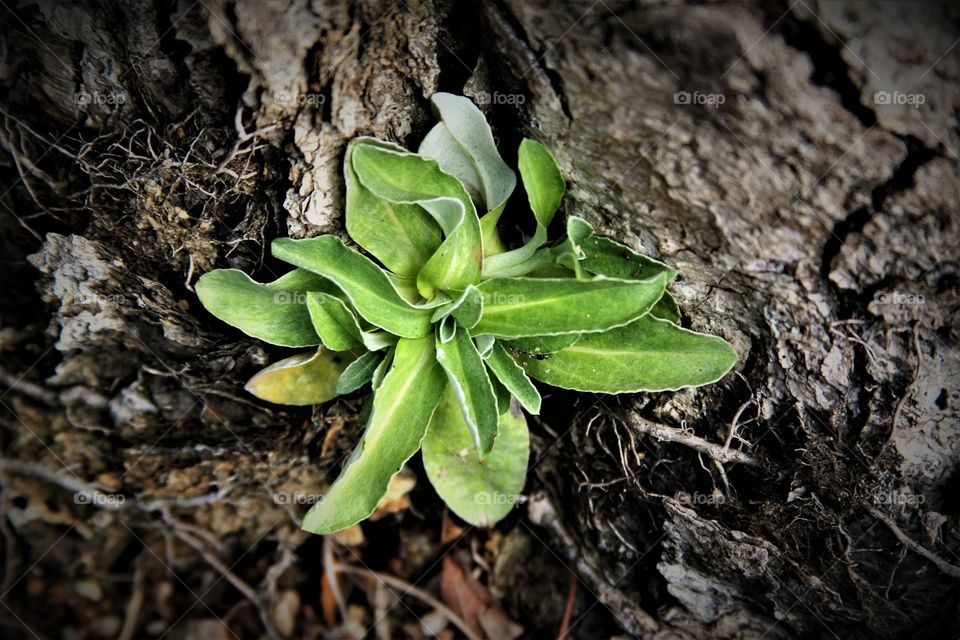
[0, 0, 958, 638]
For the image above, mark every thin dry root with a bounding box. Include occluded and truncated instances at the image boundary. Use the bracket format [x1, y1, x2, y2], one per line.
[865, 503, 960, 579]
[625, 411, 761, 467]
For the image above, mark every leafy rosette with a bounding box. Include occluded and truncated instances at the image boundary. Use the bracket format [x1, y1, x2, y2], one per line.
[196, 93, 737, 534]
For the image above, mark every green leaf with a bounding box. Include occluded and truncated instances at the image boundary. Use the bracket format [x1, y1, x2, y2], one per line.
[301, 336, 446, 534]
[245, 348, 357, 405]
[503, 333, 581, 355]
[489, 373, 512, 415]
[431, 285, 483, 330]
[306, 292, 397, 351]
[480, 138, 564, 278]
[371, 348, 394, 390]
[474, 272, 670, 338]
[351, 142, 482, 297]
[650, 291, 681, 324]
[517, 138, 565, 228]
[481, 138, 565, 277]
[419, 93, 515, 215]
[435, 324, 499, 455]
[336, 350, 385, 394]
[474, 334, 496, 358]
[500, 216, 677, 281]
[438, 315, 457, 344]
[422, 388, 529, 527]
[485, 343, 541, 414]
[305, 292, 363, 351]
[196, 268, 329, 347]
[272, 235, 433, 338]
[517, 315, 738, 393]
[481, 225, 548, 279]
[581, 234, 676, 281]
[418, 93, 518, 260]
[345, 138, 442, 276]
[480, 212, 509, 257]
[569, 216, 676, 282]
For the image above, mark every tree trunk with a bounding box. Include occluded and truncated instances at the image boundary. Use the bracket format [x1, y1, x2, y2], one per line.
[1, 0, 958, 638]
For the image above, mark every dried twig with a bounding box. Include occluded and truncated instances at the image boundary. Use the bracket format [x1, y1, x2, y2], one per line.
[556, 573, 578, 640]
[322, 536, 349, 624]
[890, 323, 923, 442]
[335, 564, 484, 640]
[0, 366, 58, 405]
[118, 559, 145, 640]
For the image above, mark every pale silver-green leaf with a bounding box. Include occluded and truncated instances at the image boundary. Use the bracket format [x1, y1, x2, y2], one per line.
[423, 389, 529, 527]
[485, 343, 541, 414]
[196, 268, 328, 347]
[481, 225, 548, 278]
[435, 324, 499, 455]
[517, 315, 738, 393]
[419, 93, 515, 214]
[272, 235, 433, 338]
[301, 336, 445, 534]
[474, 334, 496, 358]
[474, 272, 669, 338]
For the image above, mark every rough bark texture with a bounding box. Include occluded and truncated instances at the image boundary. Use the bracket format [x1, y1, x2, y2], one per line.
[1, 1, 958, 638]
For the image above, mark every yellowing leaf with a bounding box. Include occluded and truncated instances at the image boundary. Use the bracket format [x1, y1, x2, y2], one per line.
[245, 347, 358, 405]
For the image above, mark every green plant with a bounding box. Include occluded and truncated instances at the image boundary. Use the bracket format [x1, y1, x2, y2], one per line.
[196, 93, 737, 534]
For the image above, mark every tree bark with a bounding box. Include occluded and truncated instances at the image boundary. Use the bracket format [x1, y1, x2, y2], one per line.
[1, 1, 958, 638]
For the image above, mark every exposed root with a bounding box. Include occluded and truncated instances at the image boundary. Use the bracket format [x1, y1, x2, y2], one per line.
[623, 410, 761, 468]
[865, 503, 960, 579]
[172, 527, 283, 640]
[0, 458, 227, 511]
